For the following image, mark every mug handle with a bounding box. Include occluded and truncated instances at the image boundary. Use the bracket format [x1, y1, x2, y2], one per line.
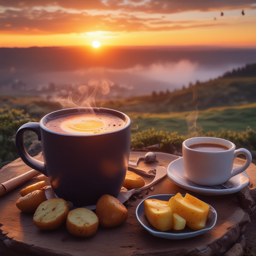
[231, 148, 252, 178]
[16, 122, 48, 177]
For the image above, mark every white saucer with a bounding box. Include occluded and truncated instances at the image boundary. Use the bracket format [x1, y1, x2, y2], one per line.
[167, 157, 250, 196]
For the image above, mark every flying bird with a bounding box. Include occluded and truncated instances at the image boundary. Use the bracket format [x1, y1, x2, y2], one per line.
[220, 12, 224, 16]
[242, 10, 245, 15]
[214, 17, 216, 20]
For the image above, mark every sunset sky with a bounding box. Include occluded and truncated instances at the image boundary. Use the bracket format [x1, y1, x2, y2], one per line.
[0, 0, 256, 47]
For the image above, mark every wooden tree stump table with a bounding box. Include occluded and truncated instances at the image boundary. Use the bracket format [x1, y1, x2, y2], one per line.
[0, 152, 255, 256]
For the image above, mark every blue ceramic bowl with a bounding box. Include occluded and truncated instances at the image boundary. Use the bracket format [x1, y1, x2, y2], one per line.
[136, 194, 217, 240]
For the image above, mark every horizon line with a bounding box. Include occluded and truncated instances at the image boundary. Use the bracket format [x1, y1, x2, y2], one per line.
[1, 45, 256, 50]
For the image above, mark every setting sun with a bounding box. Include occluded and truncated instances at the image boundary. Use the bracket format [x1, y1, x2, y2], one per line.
[92, 41, 101, 48]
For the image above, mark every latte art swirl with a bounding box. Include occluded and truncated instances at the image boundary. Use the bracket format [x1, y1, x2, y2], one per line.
[45, 113, 126, 135]
[62, 118, 106, 134]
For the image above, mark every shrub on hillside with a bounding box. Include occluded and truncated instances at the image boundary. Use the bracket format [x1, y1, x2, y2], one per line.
[1, 108, 256, 168]
[131, 128, 256, 153]
[0, 109, 37, 167]
[131, 129, 186, 153]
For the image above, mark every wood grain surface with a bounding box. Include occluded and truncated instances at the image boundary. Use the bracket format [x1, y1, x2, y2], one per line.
[0, 152, 255, 256]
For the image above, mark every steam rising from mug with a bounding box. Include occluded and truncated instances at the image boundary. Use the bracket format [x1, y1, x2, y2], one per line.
[58, 79, 114, 113]
[186, 87, 202, 137]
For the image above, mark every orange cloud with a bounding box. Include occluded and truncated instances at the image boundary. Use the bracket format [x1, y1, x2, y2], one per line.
[0, 9, 226, 34]
[0, 0, 255, 13]
[0, 1, 255, 47]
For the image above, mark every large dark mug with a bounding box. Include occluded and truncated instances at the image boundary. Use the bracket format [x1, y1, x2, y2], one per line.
[16, 107, 131, 206]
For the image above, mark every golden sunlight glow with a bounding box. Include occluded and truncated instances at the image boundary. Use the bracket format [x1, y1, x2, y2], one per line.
[92, 41, 101, 48]
[1, 19, 256, 47]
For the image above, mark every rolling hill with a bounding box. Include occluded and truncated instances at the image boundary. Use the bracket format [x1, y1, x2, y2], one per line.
[1, 63, 256, 117]
[0, 63, 255, 135]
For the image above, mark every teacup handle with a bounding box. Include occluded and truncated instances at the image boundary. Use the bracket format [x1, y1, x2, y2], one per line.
[16, 122, 48, 176]
[231, 148, 252, 178]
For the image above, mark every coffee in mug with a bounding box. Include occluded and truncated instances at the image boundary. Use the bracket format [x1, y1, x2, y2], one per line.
[16, 107, 131, 206]
[45, 112, 126, 135]
[183, 137, 252, 186]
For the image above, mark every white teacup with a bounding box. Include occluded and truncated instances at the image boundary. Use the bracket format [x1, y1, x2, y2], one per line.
[182, 137, 252, 186]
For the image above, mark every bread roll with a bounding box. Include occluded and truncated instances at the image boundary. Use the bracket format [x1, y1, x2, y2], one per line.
[33, 198, 69, 230]
[123, 171, 145, 190]
[20, 181, 46, 196]
[96, 194, 128, 228]
[66, 208, 99, 237]
[16, 189, 47, 213]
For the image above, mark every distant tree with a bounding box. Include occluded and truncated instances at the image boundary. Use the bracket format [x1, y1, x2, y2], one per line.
[165, 89, 170, 95]
[152, 91, 157, 98]
[159, 91, 165, 96]
[222, 64, 256, 78]
[195, 80, 200, 86]
[11, 80, 26, 90]
[223, 71, 231, 77]
[188, 83, 193, 88]
[48, 82, 55, 91]
[182, 85, 186, 90]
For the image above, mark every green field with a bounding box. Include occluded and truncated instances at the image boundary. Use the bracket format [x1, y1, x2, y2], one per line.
[1, 95, 256, 136]
[129, 103, 256, 135]
[1, 97, 256, 167]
